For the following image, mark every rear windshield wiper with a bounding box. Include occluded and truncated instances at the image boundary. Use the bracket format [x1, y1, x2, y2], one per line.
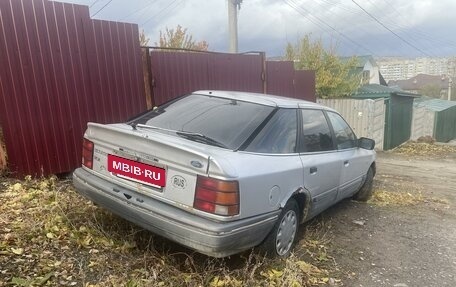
[176, 131, 228, 149]
[134, 124, 228, 149]
[134, 123, 177, 133]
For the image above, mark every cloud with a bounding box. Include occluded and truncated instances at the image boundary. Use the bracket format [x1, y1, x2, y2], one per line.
[58, 0, 456, 57]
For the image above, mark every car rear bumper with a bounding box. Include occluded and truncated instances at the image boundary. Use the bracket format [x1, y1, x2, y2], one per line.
[72, 168, 279, 257]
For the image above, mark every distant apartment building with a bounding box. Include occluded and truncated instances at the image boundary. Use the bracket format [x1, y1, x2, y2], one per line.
[377, 57, 456, 82]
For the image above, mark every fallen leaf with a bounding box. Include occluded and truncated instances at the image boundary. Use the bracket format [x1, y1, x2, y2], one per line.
[12, 183, 23, 191]
[36, 272, 54, 286]
[11, 247, 24, 255]
[11, 277, 30, 286]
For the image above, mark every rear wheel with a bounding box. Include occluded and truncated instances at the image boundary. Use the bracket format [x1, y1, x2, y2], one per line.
[260, 198, 299, 257]
[353, 167, 374, 201]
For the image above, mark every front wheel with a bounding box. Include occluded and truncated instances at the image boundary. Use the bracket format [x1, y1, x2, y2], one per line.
[259, 198, 299, 257]
[353, 167, 374, 201]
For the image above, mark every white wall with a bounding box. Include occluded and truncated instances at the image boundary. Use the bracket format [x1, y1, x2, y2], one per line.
[318, 98, 386, 150]
[411, 106, 435, 140]
[363, 60, 380, 84]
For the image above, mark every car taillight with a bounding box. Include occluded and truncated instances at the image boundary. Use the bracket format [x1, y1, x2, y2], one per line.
[82, 138, 94, 169]
[194, 176, 239, 216]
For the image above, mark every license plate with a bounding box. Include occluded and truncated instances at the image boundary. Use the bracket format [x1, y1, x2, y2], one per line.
[107, 154, 166, 187]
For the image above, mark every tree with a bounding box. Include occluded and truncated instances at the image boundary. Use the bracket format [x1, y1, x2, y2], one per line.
[285, 35, 361, 98]
[156, 25, 208, 51]
[139, 29, 150, 46]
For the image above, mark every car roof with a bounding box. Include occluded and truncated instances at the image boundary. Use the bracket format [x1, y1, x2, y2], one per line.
[193, 90, 333, 110]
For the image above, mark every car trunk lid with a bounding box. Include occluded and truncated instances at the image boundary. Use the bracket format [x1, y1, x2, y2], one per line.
[84, 122, 211, 209]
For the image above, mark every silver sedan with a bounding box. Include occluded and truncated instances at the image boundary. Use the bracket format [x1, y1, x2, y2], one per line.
[73, 90, 376, 257]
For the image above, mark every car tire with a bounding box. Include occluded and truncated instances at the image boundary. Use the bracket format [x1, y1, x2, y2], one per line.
[259, 198, 299, 257]
[353, 167, 374, 202]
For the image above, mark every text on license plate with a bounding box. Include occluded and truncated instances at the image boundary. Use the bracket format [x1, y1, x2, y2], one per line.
[107, 154, 166, 187]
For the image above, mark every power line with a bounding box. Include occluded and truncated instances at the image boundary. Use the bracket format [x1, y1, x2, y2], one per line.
[355, 0, 438, 56]
[156, 0, 186, 23]
[141, 0, 181, 26]
[288, 0, 372, 53]
[91, 0, 113, 18]
[316, 0, 456, 56]
[89, 0, 101, 8]
[284, 0, 373, 54]
[380, 0, 456, 49]
[351, 0, 431, 57]
[312, 0, 398, 54]
[118, 0, 160, 22]
[361, 0, 439, 56]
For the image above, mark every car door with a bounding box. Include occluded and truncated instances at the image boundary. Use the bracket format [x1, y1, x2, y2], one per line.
[299, 109, 341, 218]
[326, 111, 372, 200]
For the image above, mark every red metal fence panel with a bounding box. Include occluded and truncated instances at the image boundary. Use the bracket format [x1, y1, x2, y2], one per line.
[0, 0, 314, 176]
[294, 70, 316, 102]
[149, 51, 264, 106]
[0, 0, 146, 177]
[149, 50, 315, 106]
[266, 61, 295, 98]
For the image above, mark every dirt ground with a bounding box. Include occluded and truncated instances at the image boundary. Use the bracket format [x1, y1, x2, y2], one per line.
[313, 151, 456, 287]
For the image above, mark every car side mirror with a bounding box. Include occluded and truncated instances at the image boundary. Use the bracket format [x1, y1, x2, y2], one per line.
[358, 137, 375, 150]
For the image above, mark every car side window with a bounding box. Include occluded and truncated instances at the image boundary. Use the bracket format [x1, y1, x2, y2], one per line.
[327, 112, 357, 150]
[245, 109, 297, 154]
[300, 109, 334, 152]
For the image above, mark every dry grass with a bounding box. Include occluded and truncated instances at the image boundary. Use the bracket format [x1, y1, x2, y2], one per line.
[369, 189, 425, 206]
[0, 176, 339, 287]
[368, 174, 449, 207]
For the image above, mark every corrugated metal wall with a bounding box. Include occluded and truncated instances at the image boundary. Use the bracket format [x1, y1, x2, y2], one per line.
[434, 106, 456, 142]
[0, 0, 146, 176]
[385, 96, 414, 150]
[150, 51, 264, 106]
[148, 51, 316, 106]
[265, 62, 316, 102]
[413, 99, 456, 142]
[318, 98, 385, 150]
[294, 70, 316, 102]
[266, 61, 295, 97]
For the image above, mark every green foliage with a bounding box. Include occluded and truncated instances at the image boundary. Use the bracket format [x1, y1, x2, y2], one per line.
[156, 25, 209, 51]
[285, 35, 361, 98]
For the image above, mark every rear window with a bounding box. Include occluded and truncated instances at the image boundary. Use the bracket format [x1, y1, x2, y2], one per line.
[130, 94, 275, 150]
[245, 109, 298, 154]
[300, 109, 335, 152]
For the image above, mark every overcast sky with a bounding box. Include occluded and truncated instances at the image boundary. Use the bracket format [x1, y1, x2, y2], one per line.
[61, 0, 456, 58]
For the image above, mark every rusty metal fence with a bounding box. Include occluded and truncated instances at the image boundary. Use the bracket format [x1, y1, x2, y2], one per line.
[0, 0, 146, 176]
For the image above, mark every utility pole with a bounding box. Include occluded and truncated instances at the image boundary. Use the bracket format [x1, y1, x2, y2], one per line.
[449, 57, 455, 101]
[228, 0, 242, 53]
[449, 77, 452, 101]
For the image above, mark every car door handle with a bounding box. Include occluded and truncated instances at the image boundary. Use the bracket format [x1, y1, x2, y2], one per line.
[344, 160, 349, 166]
[310, 167, 317, 174]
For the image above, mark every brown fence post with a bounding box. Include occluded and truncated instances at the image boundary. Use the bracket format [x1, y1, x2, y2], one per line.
[142, 47, 153, 109]
[261, 52, 267, 94]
